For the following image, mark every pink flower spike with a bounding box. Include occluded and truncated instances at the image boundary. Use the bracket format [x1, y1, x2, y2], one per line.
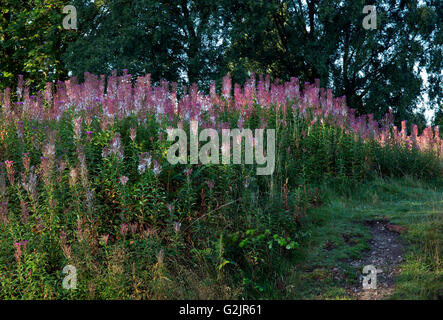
[120, 223, 128, 237]
[174, 222, 181, 233]
[130, 127, 137, 141]
[206, 180, 215, 190]
[152, 160, 162, 176]
[5, 160, 15, 185]
[119, 176, 129, 186]
[100, 234, 109, 246]
[13, 242, 22, 263]
[184, 168, 193, 177]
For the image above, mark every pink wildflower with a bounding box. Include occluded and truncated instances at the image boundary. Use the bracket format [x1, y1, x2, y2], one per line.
[100, 234, 109, 246]
[120, 223, 128, 237]
[22, 152, 31, 173]
[73, 117, 82, 140]
[22, 172, 38, 200]
[206, 180, 215, 190]
[13, 241, 27, 263]
[130, 127, 137, 141]
[129, 222, 138, 234]
[102, 133, 124, 160]
[20, 200, 29, 224]
[5, 160, 14, 185]
[69, 168, 79, 187]
[152, 160, 162, 176]
[184, 168, 193, 177]
[137, 152, 152, 174]
[0, 201, 8, 225]
[120, 175, 129, 186]
[174, 222, 181, 234]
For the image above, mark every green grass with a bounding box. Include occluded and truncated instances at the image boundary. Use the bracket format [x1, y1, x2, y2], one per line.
[265, 176, 443, 300]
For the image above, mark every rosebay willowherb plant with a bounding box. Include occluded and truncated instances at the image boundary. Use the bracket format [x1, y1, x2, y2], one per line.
[0, 71, 441, 299]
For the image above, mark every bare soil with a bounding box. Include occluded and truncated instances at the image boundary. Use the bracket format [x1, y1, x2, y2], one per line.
[348, 219, 405, 300]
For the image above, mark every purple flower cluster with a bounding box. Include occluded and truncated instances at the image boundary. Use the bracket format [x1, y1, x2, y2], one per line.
[0, 71, 441, 163]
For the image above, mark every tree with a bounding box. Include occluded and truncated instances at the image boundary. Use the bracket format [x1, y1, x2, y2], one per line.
[222, 0, 442, 122]
[0, 0, 77, 92]
[63, 0, 228, 86]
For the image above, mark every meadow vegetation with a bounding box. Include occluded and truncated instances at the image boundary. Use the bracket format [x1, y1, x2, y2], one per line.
[0, 72, 441, 299]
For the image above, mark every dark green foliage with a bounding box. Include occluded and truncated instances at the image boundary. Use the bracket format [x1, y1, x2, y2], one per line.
[63, 0, 228, 86]
[223, 0, 442, 122]
[0, 0, 77, 92]
[1, 1, 440, 122]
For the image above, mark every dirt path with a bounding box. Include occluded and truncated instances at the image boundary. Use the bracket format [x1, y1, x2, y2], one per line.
[348, 219, 405, 300]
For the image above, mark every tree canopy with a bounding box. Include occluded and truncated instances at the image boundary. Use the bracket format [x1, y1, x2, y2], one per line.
[222, 0, 442, 121]
[0, 0, 77, 91]
[0, 0, 441, 123]
[63, 0, 228, 87]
